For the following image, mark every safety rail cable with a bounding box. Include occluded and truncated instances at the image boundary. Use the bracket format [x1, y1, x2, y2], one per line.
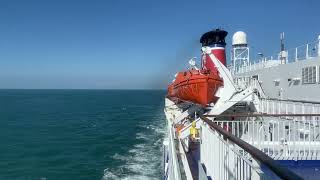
[200, 115, 303, 180]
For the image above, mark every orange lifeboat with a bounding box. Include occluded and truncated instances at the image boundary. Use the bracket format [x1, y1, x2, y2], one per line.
[167, 29, 228, 106]
[167, 69, 223, 106]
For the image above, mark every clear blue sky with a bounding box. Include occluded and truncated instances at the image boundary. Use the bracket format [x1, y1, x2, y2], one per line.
[0, 0, 319, 89]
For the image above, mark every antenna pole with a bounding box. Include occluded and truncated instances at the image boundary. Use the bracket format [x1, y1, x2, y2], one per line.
[280, 32, 286, 64]
[280, 32, 285, 51]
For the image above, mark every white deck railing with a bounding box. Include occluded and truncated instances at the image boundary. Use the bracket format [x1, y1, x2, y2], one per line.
[214, 117, 320, 160]
[200, 122, 265, 179]
[200, 117, 302, 179]
[234, 39, 320, 74]
[166, 126, 182, 180]
[259, 98, 320, 116]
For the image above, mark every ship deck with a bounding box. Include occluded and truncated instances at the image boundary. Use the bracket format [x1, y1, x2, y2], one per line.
[185, 141, 200, 180]
[279, 160, 320, 180]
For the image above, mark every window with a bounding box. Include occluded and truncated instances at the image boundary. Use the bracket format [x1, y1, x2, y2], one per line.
[302, 66, 316, 84]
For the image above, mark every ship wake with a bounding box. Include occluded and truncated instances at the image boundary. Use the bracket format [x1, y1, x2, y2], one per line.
[102, 112, 166, 180]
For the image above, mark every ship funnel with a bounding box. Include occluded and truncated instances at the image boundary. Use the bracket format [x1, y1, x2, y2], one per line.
[200, 29, 228, 70]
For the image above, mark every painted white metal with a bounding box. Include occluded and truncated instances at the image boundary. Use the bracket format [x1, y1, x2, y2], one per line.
[200, 122, 266, 180]
[250, 78, 266, 98]
[258, 98, 320, 115]
[233, 38, 320, 74]
[214, 117, 320, 160]
[203, 47, 238, 102]
[201, 47, 258, 116]
[232, 31, 247, 45]
[174, 105, 200, 124]
[164, 34, 320, 180]
[208, 87, 255, 115]
[231, 31, 250, 74]
[168, 125, 182, 180]
[164, 97, 199, 180]
[164, 98, 201, 125]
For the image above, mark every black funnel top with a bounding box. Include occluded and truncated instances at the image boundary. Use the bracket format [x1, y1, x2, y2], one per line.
[200, 29, 228, 47]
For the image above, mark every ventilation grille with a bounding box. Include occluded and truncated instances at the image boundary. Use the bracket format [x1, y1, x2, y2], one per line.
[302, 66, 316, 84]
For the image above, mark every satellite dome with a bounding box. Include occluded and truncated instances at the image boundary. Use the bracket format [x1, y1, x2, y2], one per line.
[232, 31, 247, 45]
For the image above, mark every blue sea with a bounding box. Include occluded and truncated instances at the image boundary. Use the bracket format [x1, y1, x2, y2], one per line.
[0, 90, 166, 180]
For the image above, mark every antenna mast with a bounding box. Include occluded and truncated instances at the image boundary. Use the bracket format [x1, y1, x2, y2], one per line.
[279, 32, 287, 64]
[280, 32, 285, 51]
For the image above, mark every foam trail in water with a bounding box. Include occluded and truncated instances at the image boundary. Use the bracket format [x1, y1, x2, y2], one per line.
[102, 111, 166, 180]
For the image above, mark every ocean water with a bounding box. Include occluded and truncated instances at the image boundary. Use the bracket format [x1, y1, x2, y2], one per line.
[0, 90, 166, 180]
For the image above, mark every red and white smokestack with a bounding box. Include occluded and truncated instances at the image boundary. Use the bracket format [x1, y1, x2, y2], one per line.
[200, 29, 228, 71]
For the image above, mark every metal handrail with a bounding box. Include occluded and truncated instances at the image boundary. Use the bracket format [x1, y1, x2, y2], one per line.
[205, 113, 320, 118]
[200, 115, 303, 180]
[233, 39, 320, 74]
[260, 97, 320, 105]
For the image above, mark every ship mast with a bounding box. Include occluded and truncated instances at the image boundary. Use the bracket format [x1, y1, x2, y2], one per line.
[279, 32, 287, 64]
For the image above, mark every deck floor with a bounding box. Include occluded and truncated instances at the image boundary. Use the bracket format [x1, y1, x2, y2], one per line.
[279, 160, 320, 180]
[186, 141, 200, 180]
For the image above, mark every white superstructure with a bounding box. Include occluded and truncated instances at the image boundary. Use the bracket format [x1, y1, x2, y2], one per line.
[163, 31, 320, 180]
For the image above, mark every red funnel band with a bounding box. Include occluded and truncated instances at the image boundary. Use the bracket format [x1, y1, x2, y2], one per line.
[211, 47, 226, 65]
[202, 47, 226, 71]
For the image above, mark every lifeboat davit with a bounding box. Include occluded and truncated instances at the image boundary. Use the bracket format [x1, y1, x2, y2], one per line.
[167, 29, 228, 106]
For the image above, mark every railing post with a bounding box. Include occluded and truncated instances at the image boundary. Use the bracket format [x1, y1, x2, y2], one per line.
[306, 44, 309, 59]
[201, 116, 304, 180]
